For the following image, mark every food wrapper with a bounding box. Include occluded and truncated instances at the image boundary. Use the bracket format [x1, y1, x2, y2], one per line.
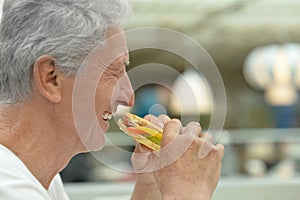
[118, 113, 163, 151]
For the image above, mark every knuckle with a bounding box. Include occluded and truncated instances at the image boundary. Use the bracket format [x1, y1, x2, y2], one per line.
[183, 135, 201, 152]
[198, 137, 205, 145]
[201, 133, 214, 143]
[144, 114, 154, 121]
[203, 132, 213, 138]
[170, 118, 181, 124]
[164, 119, 181, 129]
[185, 122, 202, 134]
[158, 114, 169, 119]
[213, 145, 225, 159]
[188, 121, 201, 128]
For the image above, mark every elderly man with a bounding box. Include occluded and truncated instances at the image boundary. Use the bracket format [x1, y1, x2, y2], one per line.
[0, 0, 224, 200]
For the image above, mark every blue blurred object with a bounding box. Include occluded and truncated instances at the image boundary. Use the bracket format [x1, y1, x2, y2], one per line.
[132, 86, 167, 117]
[272, 105, 297, 128]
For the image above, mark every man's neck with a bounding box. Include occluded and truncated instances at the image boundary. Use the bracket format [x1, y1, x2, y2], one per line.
[0, 104, 76, 189]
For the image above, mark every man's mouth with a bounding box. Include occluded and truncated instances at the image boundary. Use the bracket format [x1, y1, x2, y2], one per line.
[101, 111, 112, 121]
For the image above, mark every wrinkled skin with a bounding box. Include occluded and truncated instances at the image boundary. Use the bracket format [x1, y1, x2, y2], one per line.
[131, 115, 224, 200]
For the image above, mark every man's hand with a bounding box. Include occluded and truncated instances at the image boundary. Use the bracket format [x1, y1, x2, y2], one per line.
[130, 116, 224, 200]
[155, 119, 224, 200]
[131, 115, 170, 200]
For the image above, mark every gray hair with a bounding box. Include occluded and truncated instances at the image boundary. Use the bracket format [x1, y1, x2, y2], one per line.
[0, 0, 130, 105]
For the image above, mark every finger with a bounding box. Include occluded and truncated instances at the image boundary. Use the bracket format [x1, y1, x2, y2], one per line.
[198, 139, 214, 159]
[197, 132, 215, 158]
[131, 143, 151, 171]
[158, 114, 171, 125]
[144, 114, 155, 122]
[211, 143, 225, 159]
[200, 132, 214, 144]
[131, 143, 159, 173]
[161, 119, 182, 146]
[144, 114, 164, 128]
[134, 142, 152, 153]
[183, 122, 201, 136]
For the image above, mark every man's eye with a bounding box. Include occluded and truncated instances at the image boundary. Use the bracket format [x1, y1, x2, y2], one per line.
[116, 70, 125, 78]
[109, 69, 122, 78]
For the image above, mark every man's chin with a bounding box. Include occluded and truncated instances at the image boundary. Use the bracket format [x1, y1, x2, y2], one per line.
[77, 124, 107, 152]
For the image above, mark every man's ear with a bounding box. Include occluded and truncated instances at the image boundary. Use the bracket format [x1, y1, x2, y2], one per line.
[33, 55, 62, 103]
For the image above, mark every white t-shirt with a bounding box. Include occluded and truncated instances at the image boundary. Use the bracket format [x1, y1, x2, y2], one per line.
[0, 144, 69, 200]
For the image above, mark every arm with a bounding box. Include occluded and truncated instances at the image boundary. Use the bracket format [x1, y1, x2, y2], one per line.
[131, 172, 161, 200]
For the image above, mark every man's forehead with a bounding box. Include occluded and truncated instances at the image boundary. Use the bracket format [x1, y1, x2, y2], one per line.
[105, 26, 128, 54]
[81, 26, 128, 72]
[106, 26, 126, 44]
[107, 26, 124, 36]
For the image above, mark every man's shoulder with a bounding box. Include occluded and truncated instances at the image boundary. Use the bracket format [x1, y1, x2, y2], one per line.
[0, 145, 51, 199]
[0, 145, 69, 200]
[0, 144, 34, 180]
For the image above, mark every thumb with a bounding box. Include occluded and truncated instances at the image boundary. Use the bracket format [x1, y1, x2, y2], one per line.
[134, 142, 151, 153]
[131, 143, 159, 173]
[131, 143, 151, 171]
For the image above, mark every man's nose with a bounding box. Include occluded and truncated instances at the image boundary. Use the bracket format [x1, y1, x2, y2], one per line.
[119, 73, 135, 107]
[124, 77, 135, 107]
[128, 92, 135, 107]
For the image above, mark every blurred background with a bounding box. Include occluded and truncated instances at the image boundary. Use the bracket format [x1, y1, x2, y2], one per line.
[2, 0, 297, 199]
